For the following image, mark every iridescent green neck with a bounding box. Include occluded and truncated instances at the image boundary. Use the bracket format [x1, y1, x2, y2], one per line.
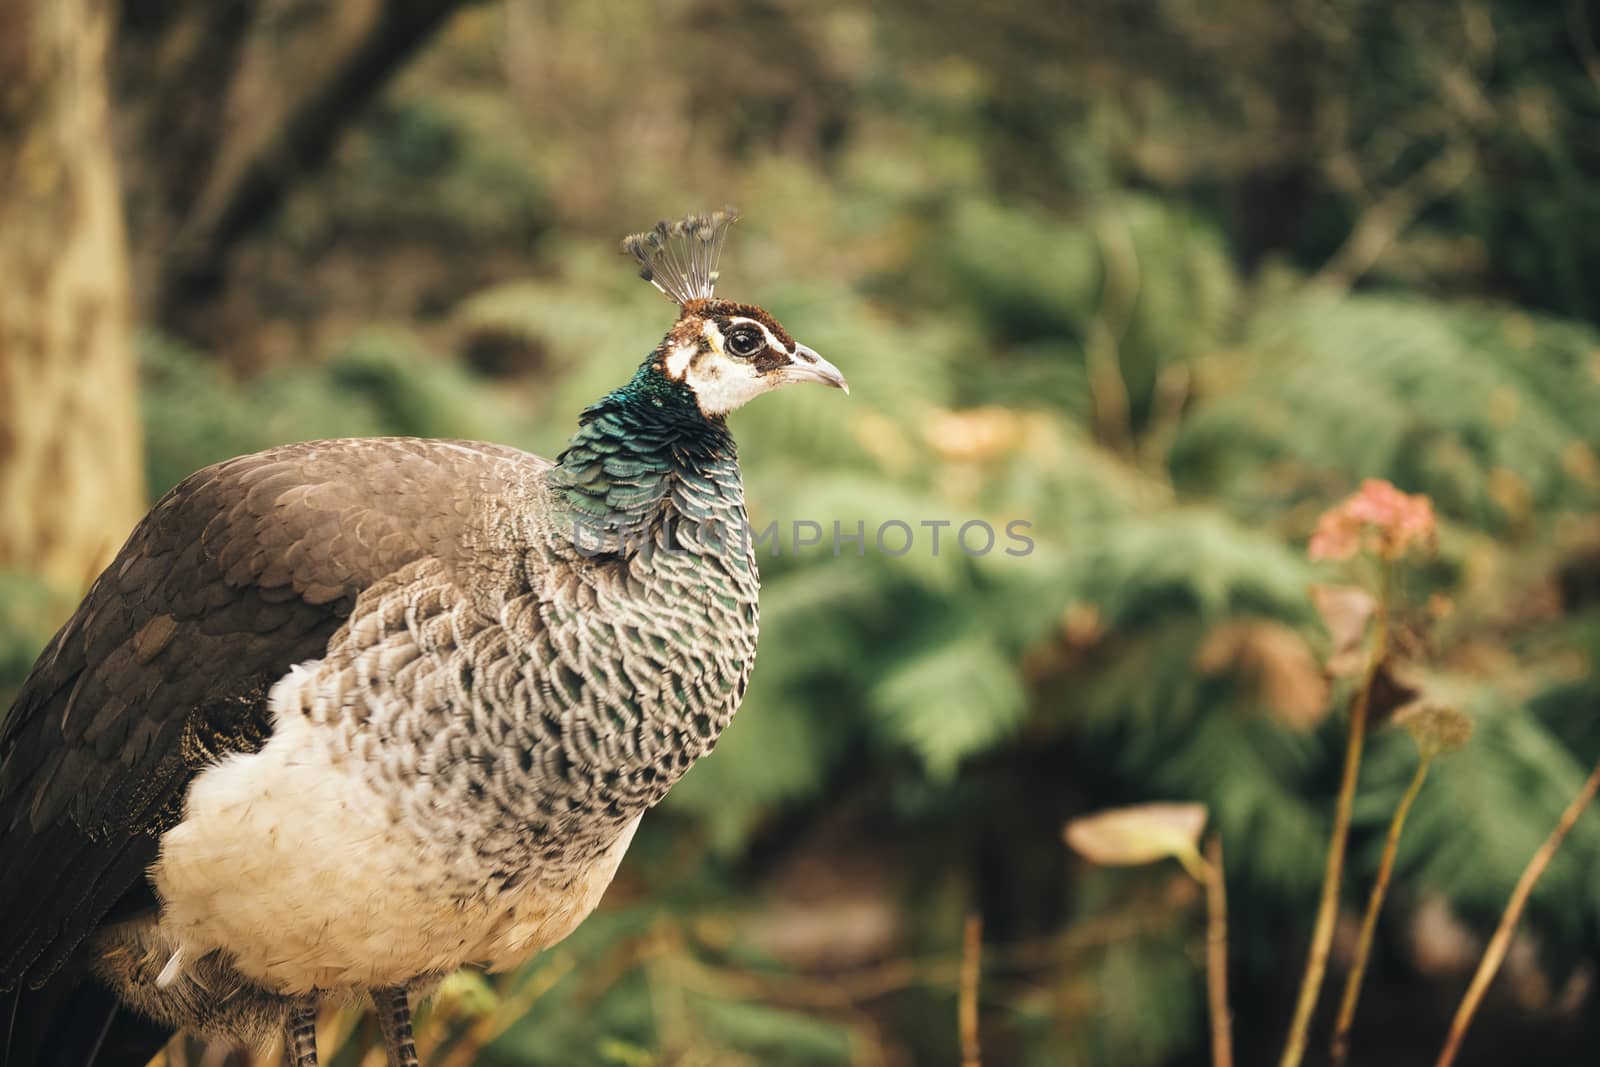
[547, 356, 734, 525]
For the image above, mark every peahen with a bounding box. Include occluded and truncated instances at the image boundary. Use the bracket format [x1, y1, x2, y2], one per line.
[0, 209, 847, 1067]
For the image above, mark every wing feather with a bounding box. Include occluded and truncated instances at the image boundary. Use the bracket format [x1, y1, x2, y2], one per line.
[0, 437, 552, 989]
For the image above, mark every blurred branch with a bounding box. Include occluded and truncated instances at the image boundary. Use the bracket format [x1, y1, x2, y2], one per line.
[1085, 209, 1139, 453]
[1313, 6, 1495, 291]
[1204, 836, 1233, 1067]
[1140, 362, 1192, 479]
[1332, 750, 1433, 1066]
[115, 0, 472, 325]
[959, 914, 982, 1067]
[1435, 756, 1600, 1067]
[1313, 140, 1477, 291]
[173, 0, 467, 297]
[678, 909, 1160, 1011]
[1279, 563, 1391, 1067]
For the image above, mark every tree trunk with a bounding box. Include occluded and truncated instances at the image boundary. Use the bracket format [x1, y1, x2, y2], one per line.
[0, 0, 144, 591]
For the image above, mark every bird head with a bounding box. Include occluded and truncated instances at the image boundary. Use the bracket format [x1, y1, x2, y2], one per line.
[623, 210, 848, 419]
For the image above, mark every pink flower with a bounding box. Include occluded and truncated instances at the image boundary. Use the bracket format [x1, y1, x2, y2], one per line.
[1309, 479, 1436, 563]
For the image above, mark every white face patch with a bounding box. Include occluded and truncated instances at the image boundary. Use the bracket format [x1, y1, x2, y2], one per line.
[663, 339, 698, 380]
[665, 318, 792, 418]
[656, 311, 844, 416]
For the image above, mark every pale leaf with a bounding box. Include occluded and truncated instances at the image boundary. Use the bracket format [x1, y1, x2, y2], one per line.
[1311, 583, 1376, 677]
[1063, 803, 1210, 875]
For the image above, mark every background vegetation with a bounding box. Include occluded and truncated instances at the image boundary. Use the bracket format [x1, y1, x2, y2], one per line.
[5, 1, 1600, 1064]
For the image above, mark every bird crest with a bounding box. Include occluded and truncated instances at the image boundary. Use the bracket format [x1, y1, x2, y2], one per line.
[621, 208, 739, 306]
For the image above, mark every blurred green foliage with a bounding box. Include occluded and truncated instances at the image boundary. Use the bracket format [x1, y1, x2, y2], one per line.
[0, 574, 73, 700]
[8, 1, 1600, 1064]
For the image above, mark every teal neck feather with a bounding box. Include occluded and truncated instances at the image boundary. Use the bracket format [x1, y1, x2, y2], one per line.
[548, 351, 737, 530]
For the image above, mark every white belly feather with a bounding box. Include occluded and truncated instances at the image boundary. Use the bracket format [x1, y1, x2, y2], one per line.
[151, 665, 639, 994]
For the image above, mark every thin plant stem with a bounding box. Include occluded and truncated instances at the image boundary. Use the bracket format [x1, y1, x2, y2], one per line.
[959, 914, 982, 1067]
[1175, 845, 1211, 885]
[1204, 835, 1234, 1067]
[1278, 564, 1391, 1067]
[1434, 756, 1600, 1067]
[1331, 752, 1432, 1066]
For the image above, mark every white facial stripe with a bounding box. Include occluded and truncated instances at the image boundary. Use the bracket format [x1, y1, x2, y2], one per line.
[665, 336, 702, 379]
[728, 316, 794, 357]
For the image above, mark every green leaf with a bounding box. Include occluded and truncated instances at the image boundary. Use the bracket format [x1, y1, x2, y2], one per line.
[868, 632, 1028, 779]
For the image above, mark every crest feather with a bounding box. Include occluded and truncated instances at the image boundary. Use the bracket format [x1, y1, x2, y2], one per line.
[621, 207, 739, 305]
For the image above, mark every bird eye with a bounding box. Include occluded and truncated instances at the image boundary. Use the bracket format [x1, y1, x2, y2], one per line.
[727, 327, 763, 358]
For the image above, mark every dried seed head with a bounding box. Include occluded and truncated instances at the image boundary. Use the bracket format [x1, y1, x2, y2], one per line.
[1394, 702, 1474, 758]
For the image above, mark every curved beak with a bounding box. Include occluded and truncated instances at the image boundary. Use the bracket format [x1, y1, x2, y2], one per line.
[784, 343, 849, 395]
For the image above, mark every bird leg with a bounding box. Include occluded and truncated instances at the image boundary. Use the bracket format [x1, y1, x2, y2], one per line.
[373, 987, 420, 1067]
[283, 998, 319, 1067]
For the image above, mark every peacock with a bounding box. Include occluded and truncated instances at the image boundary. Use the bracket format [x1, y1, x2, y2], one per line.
[0, 209, 847, 1067]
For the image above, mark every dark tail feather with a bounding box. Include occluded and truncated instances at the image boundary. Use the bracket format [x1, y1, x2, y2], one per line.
[3, 977, 170, 1067]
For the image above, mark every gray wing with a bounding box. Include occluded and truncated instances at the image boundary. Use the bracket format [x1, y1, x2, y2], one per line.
[0, 437, 551, 989]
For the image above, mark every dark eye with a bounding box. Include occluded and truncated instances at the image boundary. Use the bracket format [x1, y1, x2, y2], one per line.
[727, 327, 763, 358]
